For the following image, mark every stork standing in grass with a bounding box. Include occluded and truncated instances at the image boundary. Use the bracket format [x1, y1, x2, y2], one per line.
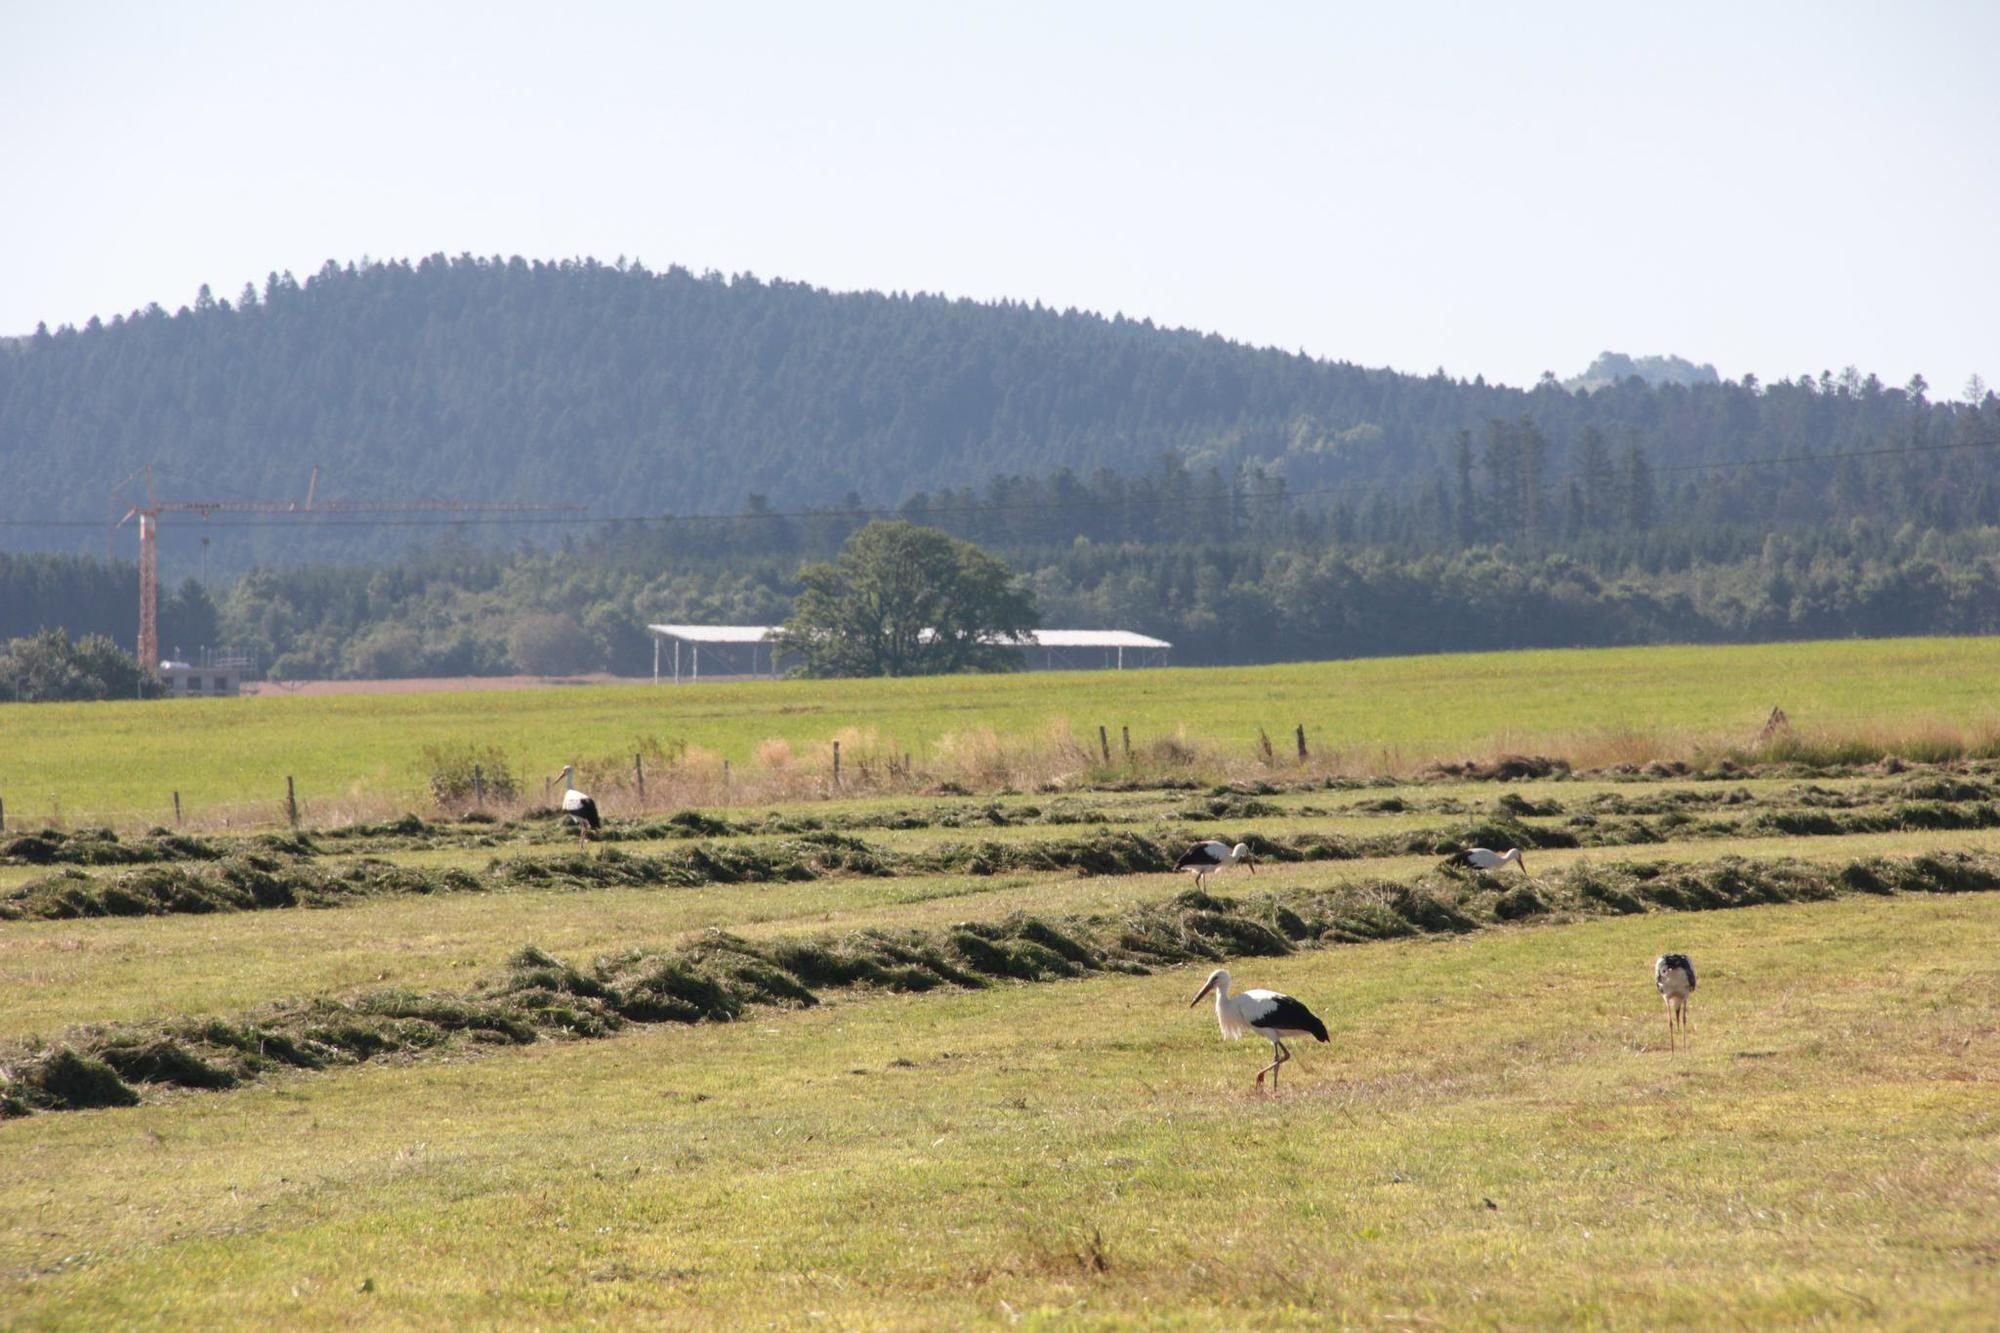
[1175, 840, 1255, 888]
[1444, 846, 1528, 875]
[1655, 952, 1696, 1049]
[1188, 968, 1328, 1089]
[552, 764, 602, 847]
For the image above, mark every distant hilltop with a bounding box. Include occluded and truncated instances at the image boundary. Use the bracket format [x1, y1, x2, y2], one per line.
[1564, 351, 1722, 392]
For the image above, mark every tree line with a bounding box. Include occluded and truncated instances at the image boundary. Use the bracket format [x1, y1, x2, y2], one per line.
[9, 494, 2000, 682]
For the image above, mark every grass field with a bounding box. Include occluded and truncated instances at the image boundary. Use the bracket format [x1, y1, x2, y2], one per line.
[4, 893, 1995, 1326]
[4, 636, 2000, 828]
[6, 640, 2000, 1327]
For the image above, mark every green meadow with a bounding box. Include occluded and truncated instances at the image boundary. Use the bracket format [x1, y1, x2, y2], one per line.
[4, 636, 2000, 829]
[6, 638, 2000, 1326]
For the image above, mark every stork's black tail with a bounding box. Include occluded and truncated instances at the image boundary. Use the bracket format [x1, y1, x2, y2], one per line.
[1267, 994, 1330, 1043]
[575, 796, 603, 830]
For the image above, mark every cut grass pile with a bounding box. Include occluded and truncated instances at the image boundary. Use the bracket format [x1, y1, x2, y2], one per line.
[13, 764, 2000, 922]
[14, 766, 2000, 866]
[8, 847, 1998, 1118]
[0, 853, 484, 921]
[1, 828, 229, 866]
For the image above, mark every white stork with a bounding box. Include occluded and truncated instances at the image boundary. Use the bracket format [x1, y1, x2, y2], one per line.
[551, 764, 602, 846]
[1175, 841, 1255, 888]
[1445, 846, 1528, 875]
[1654, 952, 1696, 1050]
[1188, 968, 1328, 1089]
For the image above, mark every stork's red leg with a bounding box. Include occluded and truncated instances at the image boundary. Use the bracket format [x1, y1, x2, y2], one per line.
[1256, 1040, 1289, 1088]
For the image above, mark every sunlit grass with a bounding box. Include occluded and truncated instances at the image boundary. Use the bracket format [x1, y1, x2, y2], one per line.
[7, 640, 2000, 1323]
[11, 823, 2000, 1044]
[5, 636, 2000, 826]
[3, 893, 1994, 1327]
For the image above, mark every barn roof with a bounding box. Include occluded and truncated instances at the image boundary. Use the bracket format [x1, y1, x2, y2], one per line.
[1023, 629, 1173, 650]
[646, 624, 777, 644]
[646, 625, 1171, 649]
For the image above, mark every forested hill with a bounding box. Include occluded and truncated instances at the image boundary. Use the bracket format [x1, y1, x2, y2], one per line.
[0, 254, 1461, 546]
[4, 254, 1987, 569]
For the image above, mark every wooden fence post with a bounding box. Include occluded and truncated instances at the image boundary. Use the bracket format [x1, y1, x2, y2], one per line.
[286, 776, 299, 829]
[544, 775, 552, 806]
[832, 741, 842, 789]
[173, 791, 183, 827]
[635, 753, 646, 803]
[1121, 726, 1131, 761]
[473, 765, 484, 807]
[0, 794, 5, 832]
[1098, 725, 1111, 764]
[1296, 724, 1308, 764]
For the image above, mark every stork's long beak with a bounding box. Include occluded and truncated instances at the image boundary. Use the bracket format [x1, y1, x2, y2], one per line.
[1189, 978, 1216, 1007]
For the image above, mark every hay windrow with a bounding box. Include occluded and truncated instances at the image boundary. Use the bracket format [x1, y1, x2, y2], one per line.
[13, 768, 2000, 870]
[0, 854, 484, 920]
[13, 773, 2000, 923]
[7, 848, 2000, 1117]
[1, 827, 230, 867]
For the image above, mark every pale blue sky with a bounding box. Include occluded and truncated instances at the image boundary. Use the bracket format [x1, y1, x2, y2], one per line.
[3, 1, 1993, 392]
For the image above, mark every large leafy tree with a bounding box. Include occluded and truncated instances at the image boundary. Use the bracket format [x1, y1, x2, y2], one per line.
[0, 629, 161, 702]
[777, 522, 1036, 677]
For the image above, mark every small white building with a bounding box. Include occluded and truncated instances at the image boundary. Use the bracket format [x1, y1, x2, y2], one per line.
[647, 625, 788, 682]
[1014, 629, 1173, 671]
[645, 625, 1171, 682]
[157, 660, 243, 697]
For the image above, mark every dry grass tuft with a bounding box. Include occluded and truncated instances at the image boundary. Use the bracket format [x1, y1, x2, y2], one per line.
[931, 726, 1014, 788]
[36, 684, 2000, 838]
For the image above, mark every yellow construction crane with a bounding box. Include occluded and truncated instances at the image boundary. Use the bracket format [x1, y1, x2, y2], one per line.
[113, 466, 585, 673]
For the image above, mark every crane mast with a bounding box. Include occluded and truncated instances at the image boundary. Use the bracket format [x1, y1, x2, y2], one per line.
[136, 511, 158, 675]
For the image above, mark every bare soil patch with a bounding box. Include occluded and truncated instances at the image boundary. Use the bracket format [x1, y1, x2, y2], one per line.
[240, 673, 647, 697]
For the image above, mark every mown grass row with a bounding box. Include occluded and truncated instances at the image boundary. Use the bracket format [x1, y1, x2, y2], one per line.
[14, 783, 2000, 922]
[0, 851, 484, 920]
[7, 847, 1998, 1117]
[0, 831, 1163, 919]
[12, 765, 2000, 871]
